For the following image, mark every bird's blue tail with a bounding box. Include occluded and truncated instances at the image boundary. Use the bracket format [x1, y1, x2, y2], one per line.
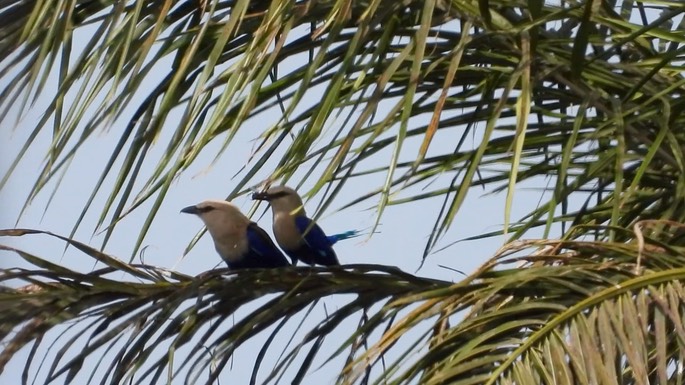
[327, 230, 363, 244]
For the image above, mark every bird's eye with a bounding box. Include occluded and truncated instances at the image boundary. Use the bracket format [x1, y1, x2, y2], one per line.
[271, 191, 289, 199]
[198, 206, 215, 213]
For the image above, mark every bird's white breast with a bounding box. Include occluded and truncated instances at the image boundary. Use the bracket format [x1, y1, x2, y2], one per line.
[213, 234, 249, 263]
[273, 213, 303, 251]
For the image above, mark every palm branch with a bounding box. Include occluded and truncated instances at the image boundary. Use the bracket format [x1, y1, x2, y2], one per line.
[3, 226, 685, 384]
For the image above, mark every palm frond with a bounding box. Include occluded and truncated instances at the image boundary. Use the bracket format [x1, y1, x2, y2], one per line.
[3, 1, 685, 258]
[3, 225, 685, 384]
[0, 228, 445, 384]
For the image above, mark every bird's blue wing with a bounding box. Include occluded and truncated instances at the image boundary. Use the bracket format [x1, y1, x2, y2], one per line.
[246, 223, 290, 268]
[291, 216, 339, 266]
[294, 216, 334, 253]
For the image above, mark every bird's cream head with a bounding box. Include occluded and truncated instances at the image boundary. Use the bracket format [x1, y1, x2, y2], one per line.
[252, 186, 305, 216]
[181, 200, 249, 240]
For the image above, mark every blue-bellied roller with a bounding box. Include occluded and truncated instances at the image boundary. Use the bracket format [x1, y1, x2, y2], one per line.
[181, 200, 290, 269]
[251, 186, 354, 266]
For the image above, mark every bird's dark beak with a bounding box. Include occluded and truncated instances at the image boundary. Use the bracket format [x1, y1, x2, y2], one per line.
[251, 192, 270, 201]
[181, 205, 200, 214]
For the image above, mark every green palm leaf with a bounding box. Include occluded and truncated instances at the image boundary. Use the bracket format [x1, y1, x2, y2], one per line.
[3, 1, 683, 256]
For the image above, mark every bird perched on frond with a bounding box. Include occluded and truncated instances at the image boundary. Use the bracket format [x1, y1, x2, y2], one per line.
[252, 186, 355, 266]
[181, 200, 290, 269]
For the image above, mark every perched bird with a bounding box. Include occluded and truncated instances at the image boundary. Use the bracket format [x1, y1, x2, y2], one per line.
[181, 200, 290, 269]
[252, 186, 342, 266]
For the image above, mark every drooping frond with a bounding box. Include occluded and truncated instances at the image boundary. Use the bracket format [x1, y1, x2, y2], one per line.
[346, 226, 685, 384]
[3, 224, 685, 384]
[0, 229, 446, 384]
